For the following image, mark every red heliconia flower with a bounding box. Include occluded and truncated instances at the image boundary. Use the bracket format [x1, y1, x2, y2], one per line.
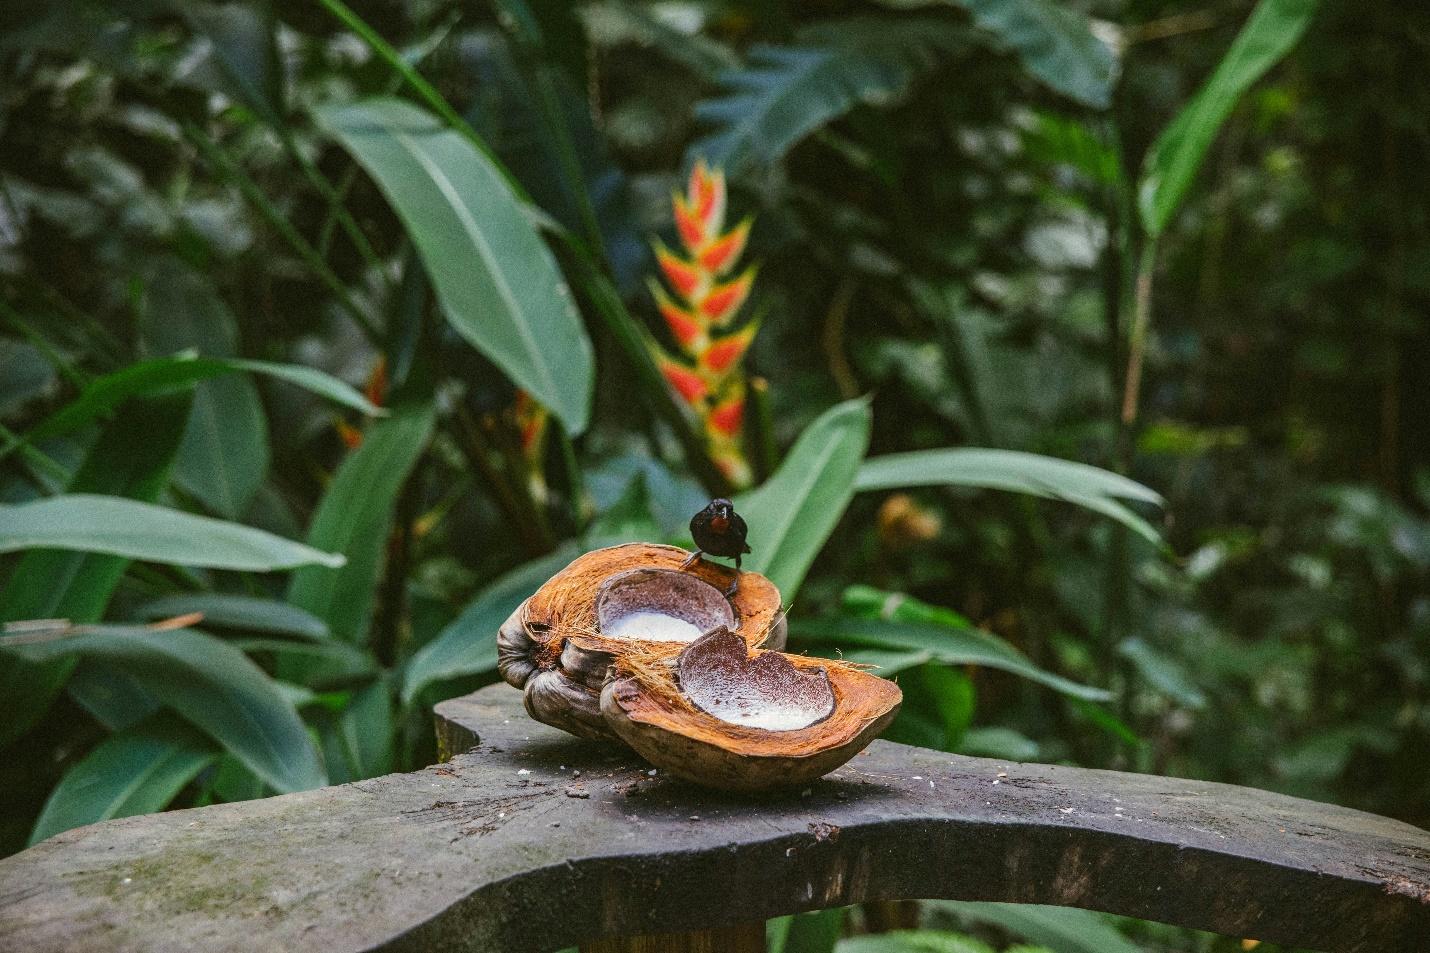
[699, 268, 755, 325]
[514, 390, 548, 460]
[688, 160, 725, 237]
[658, 355, 708, 405]
[655, 242, 704, 300]
[647, 158, 761, 488]
[708, 392, 745, 437]
[701, 321, 758, 375]
[650, 283, 704, 349]
[697, 218, 751, 274]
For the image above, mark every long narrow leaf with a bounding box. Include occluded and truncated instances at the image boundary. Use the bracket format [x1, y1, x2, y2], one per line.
[287, 402, 435, 642]
[314, 98, 594, 434]
[8, 627, 326, 792]
[29, 713, 217, 845]
[0, 394, 192, 748]
[855, 448, 1163, 544]
[736, 399, 872, 596]
[22, 352, 382, 448]
[1138, 0, 1320, 236]
[0, 495, 345, 570]
[792, 617, 1111, 701]
[401, 544, 581, 704]
[136, 594, 330, 640]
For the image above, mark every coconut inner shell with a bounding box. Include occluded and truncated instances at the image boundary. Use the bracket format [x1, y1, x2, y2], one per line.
[597, 568, 735, 643]
[677, 628, 835, 732]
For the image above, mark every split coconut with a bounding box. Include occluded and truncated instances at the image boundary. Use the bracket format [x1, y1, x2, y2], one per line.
[496, 542, 902, 790]
[497, 543, 787, 740]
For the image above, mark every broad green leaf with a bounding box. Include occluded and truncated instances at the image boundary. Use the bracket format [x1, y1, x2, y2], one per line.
[319, 679, 394, 783]
[137, 594, 330, 640]
[769, 909, 846, 953]
[736, 399, 872, 597]
[29, 712, 217, 845]
[855, 448, 1163, 544]
[691, 20, 966, 174]
[0, 495, 345, 570]
[66, 663, 160, 732]
[401, 544, 580, 704]
[176, 375, 269, 518]
[839, 587, 1109, 702]
[313, 98, 594, 433]
[585, 471, 662, 545]
[792, 617, 1111, 701]
[138, 260, 269, 519]
[1138, 0, 1320, 236]
[287, 401, 435, 642]
[21, 352, 381, 449]
[7, 626, 326, 792]
[935, 902, 1140, 953]
[0, 393, 191, 748]
[885, 0, 1117, 109]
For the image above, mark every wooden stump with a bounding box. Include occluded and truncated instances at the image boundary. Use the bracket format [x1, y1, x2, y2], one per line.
[580, 922, 764, 953]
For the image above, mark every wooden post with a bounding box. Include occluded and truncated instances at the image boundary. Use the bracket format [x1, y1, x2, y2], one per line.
[581, 922, 765, 953]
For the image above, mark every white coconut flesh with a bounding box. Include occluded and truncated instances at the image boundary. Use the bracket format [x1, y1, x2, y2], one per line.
[596, 568, 735, 644]
[678, 628, 835, 732]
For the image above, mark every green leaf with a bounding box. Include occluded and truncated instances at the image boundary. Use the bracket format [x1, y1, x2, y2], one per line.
[313, 98, 594, 434]
[690, 20, 966, 174]
[181, 2, 283, 128]
[1117, 637, 1206, 709]
[791, 617, 1111, 701]
[736, 399, 872, 597]
[770, 909, 846, 953]
[0, 495, 345, 570]
[401, 544, 581, 705]
[7, 626, 326, 792]
[0, 395, 193, 623]
[855, 448, 1163, 545]
[28, 712, 217, 845]
[0, 393, 192, 748]
[136, 594, 330, 640]
[138, 260, 270, 519]
[1138, 0, 1320, 236]
[21, 352, 381, 449]
[319, 679, 394, 783]
[888, 0, 1117, 109]
[936, 903, 1141, 953]
[287, 402, 435, 642]
[838, 930, 1000, 953]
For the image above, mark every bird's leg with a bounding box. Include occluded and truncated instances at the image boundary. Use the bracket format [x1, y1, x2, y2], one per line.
[680, 550, 704, 570]
[724, 554, 742, 598]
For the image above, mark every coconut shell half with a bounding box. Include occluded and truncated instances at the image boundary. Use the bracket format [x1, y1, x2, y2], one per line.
[600, 627, 902, 791]
[496, 543, 786, 740]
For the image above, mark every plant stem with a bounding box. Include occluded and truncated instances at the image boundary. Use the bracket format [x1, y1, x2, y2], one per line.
[183, 122, 382, 346]
[747, 375, 778, 482]
[1120, 242, 1158, 429]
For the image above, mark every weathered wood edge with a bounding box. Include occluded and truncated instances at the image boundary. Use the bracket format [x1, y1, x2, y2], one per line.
[0, 684, 1425, 953]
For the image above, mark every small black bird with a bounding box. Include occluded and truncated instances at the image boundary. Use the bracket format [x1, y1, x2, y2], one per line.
[683, 498, 751, 593]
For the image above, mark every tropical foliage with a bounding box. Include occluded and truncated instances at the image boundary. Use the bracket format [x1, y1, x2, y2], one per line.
[3, 0, 1427, 950]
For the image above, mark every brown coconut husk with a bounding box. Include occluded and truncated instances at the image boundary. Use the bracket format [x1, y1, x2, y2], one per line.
[497, 543, 787, 740]
[600, 628, 902, 792]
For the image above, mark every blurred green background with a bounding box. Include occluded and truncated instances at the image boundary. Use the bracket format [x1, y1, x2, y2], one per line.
[1, 1, 1426, 950]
